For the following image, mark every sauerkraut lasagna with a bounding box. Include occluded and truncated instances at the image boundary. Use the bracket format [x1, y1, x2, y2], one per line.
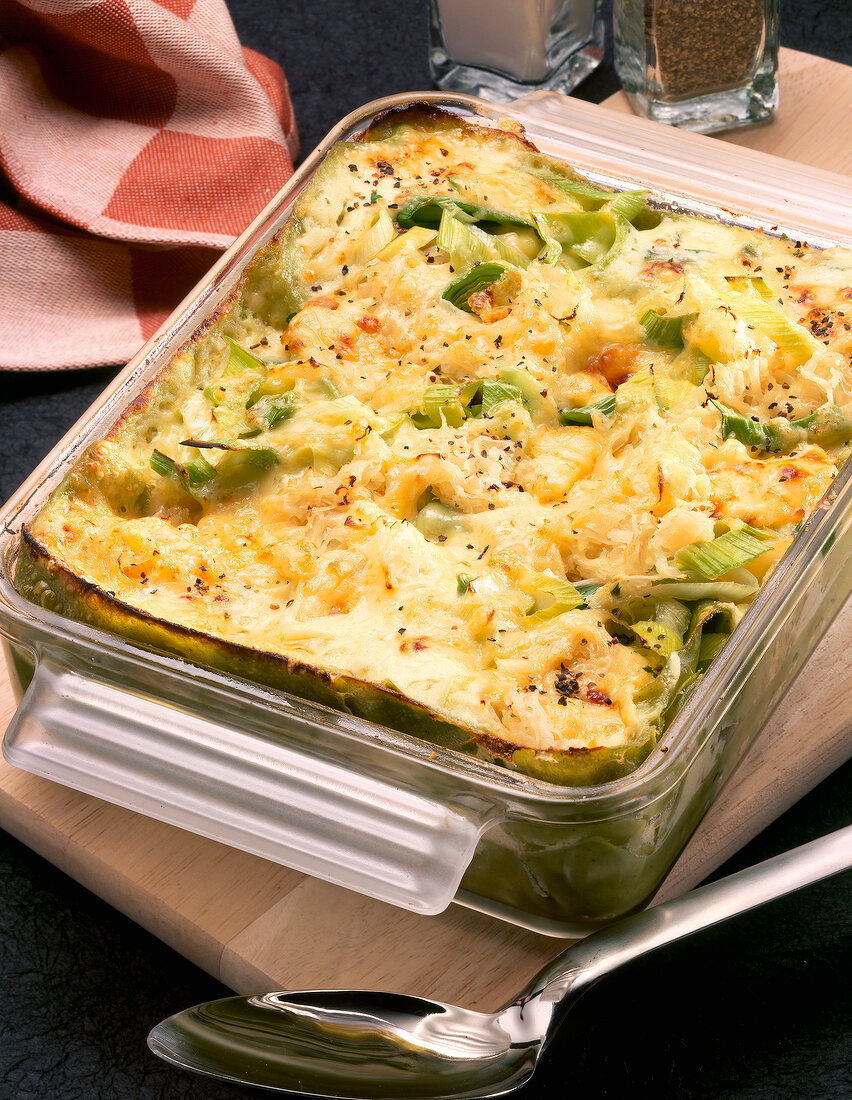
[18, 106, 852, 785]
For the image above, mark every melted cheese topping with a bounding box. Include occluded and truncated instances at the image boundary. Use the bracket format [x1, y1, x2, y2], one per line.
[27, 112, 852, 765]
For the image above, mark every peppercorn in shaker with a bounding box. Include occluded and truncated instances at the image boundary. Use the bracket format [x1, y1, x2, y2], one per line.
[613, 0, 779, 133]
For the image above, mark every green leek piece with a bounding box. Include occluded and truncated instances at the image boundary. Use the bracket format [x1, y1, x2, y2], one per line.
[245, 447, 278, 470]
[681, 350, 712, 385]
[525, 173, 616, 208]
[469, 379, 523, 417]
[536, 211, 620, 267]
[633, 651, 681, 725]
[457, 573, 473, 595]
[318, 377, 342, 399]
[641, 309, 698, 349]
[653, 375, 700, 411]
[397, 193, 528, 230]
[266, 395, 296, 428]
[724, 283, 818, 364]
[437, 209, 497, 268]
[647, 577, 759, 602]
[558, 395, 616, 426]
[710, 399, 818, 452]
[441, 263, 509, 311]
[439, 209, 530, 270]
[699, 632, 728, 665]
[185, 453, 216, 488]
[573, 580, 602, 605]
[524, 574, 585, 623]
[675, 525, 773, 580]
[614, 365, 656, 414]
[352, 205, 396, 265]
[223, 337, 265, 377]
[497, 366, 553, 421]
[212, 447, 279, 492]
[376, 226, 437, 260]
[415, 500, 465, 539]
[530, 212, 563, 265]
[150, 449, 183, 480]
[416, 381, 481, 428]
[396, 195, 474, 228]
[811, 404, 852, 447]
[709, 398, 771, 448]
[150, 449, 211, 498]
[605, 190, 648, 223]
[628, 620, 682, 658]
[204, 339, 267, 431]
[653, 597, 691, 639]
[726, 275, 774, 299]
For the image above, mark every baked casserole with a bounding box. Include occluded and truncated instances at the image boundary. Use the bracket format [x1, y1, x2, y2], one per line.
[17, 105, 852, 786]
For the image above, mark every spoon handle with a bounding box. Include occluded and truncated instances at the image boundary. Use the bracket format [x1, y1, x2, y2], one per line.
[531, 822, 852, 1003]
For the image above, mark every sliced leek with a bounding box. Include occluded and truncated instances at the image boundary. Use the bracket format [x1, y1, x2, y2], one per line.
[470, 379, 523, 417]
[640, 309, 698, 349]
[416, 381, 481, 428]
[437, 209, 529, 271]
[725, 283, 819, 364]
[605, 190, 648, 223]
[376, 226, 437, 260]
[675, 525, 773, 580]
[628, 620, 682, 658]
[558, 395, 616, 425]
[524, 573, 585, 623]
[530, 211, 563, 265]
[352, 205, 396, 265]
[441, 262, 509, 311]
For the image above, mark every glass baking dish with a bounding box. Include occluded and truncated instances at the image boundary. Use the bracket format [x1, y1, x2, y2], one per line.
[0, 92, 850, 937]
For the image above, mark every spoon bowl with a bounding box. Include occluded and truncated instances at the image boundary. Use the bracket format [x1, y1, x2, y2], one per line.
[148, 989, 542, 1098]
[150, 824, 852, 1099]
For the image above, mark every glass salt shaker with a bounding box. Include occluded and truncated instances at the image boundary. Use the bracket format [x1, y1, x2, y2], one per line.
[429, 0, 604, 102]
[613, 0, 779, 133]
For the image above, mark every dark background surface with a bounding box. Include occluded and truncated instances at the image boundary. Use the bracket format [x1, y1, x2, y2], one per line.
[2, 1, 851, 1097]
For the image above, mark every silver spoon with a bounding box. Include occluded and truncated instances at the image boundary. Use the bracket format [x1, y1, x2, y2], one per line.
[149, 823, 852, 1098]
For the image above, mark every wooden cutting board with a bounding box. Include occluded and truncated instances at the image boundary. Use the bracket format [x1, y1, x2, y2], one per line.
[1, 47, 851, 1014]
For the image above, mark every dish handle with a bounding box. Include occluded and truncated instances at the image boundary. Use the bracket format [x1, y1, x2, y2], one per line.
[1, 654, 490, 915]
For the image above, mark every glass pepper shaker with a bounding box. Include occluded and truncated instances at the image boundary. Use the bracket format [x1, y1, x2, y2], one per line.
[613, 0, 779, 133]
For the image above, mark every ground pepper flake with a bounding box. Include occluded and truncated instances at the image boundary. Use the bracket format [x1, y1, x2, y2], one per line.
[648, 0, 766, 99]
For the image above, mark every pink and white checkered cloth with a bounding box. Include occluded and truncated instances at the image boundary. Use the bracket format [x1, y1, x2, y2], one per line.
[0, 0, 298, 370]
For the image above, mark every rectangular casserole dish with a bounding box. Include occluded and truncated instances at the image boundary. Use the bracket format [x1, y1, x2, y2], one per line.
[0, 92, 850, 936]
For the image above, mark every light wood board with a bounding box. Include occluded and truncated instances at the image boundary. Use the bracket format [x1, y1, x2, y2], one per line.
[1, 47, 850, 1014]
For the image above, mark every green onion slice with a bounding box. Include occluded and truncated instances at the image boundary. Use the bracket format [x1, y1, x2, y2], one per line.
[457, 573, 473, 595]
[675, 525, 773, 580]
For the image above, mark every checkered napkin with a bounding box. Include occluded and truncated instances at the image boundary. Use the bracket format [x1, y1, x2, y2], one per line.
[0, 0, 298, 371]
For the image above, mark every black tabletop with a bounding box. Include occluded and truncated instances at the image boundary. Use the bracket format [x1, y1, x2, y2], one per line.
[2, 2, 851, 1098]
